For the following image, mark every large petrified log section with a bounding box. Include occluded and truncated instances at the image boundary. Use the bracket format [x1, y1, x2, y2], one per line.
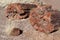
[29, 4, 60, 33]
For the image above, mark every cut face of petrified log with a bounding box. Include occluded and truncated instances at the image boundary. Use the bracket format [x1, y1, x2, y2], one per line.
[5, 3, 37, 19]
[29, 4, 60, 33]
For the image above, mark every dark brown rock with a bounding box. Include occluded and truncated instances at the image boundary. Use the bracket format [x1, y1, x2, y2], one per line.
[10, 28, 22, 36]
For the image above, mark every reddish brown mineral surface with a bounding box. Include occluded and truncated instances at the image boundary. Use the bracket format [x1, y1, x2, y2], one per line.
[29, 4, 59, 33]
[5, 3, 37, 19]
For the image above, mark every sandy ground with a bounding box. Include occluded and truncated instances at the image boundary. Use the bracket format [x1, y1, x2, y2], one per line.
[0, 0, 60, 40]
[41, 0, 60, 10]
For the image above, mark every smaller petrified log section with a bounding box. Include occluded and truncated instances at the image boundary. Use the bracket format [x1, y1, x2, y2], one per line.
[10, 28, 23, 36]
[29, 4, 60, 33]
[5, 3, 37, 19]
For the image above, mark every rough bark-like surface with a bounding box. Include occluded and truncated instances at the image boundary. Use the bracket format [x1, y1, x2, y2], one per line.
[5, 3, 37, 19]
[29, 4, 59, 33]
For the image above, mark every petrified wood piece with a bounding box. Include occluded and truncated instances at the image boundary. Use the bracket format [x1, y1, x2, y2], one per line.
[29, 4, 59, 33]
[5, 3, 37, 19]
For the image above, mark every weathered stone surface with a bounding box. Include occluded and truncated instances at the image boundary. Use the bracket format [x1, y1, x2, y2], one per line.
[29, 4, 59, 33]
[5, 3, 37, 19]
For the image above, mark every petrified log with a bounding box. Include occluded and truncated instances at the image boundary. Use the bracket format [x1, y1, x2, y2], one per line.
[5, 3, 37, 19]
[29, 4, 60, 33]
